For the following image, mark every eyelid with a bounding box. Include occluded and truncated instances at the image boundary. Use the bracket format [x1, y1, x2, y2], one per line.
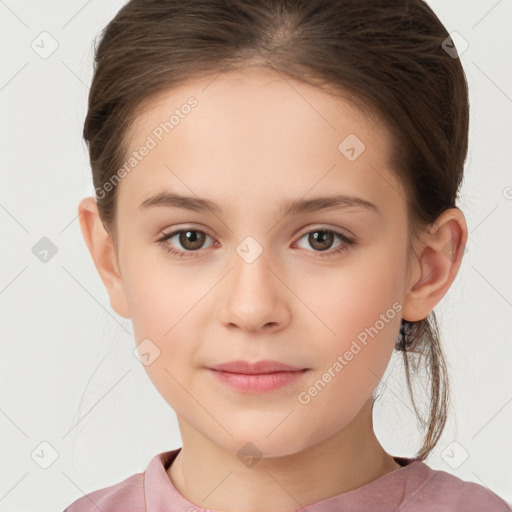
[157, 224, 215, 240]
[296, 224, 354, 239]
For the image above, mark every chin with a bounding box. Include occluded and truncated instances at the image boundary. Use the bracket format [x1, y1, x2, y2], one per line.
[214, 430, 315, 463]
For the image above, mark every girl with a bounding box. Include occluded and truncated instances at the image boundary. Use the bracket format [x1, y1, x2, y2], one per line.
[65, 0, 510, 510]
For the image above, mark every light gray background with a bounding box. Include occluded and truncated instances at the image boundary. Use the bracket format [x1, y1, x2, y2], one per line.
[1, 1, 511, 511]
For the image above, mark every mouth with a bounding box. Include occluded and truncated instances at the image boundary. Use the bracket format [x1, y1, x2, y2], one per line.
[206, 365, 310, 393]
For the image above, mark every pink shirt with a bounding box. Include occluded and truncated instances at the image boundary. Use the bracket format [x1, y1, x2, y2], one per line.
[63, 447, 511, 511]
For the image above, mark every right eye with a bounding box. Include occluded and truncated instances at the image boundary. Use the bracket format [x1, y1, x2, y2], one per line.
[157, 228, 216, 258]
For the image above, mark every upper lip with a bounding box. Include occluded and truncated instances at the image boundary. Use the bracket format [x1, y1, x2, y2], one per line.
[208, 360, 307, 374]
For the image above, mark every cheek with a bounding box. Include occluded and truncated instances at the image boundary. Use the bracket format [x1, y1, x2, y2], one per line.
[295, 284, 401, 439]
[300, 257, 404, 346]
[122, 257, 204, 410]
[298, 251, 405, 391]
[122, 252, 215, 386]
[121, 243, 202, 335]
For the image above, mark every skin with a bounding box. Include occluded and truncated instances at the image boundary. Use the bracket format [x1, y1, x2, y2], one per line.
[79, 67, 468, 512]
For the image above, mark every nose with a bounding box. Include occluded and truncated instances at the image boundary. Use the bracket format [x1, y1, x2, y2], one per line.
[217, 247, 291, 333]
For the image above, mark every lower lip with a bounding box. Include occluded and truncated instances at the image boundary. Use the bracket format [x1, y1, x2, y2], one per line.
[207, 368, 309, 392]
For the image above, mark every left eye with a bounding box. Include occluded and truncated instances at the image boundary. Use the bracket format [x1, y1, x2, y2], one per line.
[294, 228, 356, 257]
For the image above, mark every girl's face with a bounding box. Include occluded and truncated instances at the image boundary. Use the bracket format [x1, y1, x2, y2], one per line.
[110, 68, 416, 457]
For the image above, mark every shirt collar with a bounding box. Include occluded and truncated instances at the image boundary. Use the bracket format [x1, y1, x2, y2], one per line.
[144, 447, 427, 512]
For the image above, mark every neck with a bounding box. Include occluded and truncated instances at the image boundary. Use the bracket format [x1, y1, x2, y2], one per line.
[167, 399, 401, 512]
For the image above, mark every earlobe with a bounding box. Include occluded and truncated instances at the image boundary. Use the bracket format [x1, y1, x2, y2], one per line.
[402, 208, 468, 321]
[78, 197, 131, 319]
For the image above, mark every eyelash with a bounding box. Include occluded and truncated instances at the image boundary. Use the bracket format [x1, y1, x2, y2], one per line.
[156, 227, 356, 259]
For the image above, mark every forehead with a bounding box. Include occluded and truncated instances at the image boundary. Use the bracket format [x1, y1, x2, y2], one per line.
[118, 68, 404, 217]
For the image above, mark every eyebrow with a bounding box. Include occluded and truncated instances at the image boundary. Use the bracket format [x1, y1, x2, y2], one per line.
[138, 192, 380, 216]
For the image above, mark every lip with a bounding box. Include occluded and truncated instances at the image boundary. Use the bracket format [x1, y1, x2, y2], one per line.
[208, 360, 306, 374]
[206, 360, 309, 393]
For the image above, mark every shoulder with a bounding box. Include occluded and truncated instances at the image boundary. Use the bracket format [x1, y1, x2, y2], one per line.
[61, 449, 181, 512]
[62, 472, 145, 512]
[404, 462, 512, 512]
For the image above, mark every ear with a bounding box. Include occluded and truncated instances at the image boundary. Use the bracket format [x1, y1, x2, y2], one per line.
[78, 197, 130, 319]
[402, 207, 468, 322]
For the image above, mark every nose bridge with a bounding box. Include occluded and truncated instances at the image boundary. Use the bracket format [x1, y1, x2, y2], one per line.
[218, 234, 287, 331]
[231, 234, 274, 304]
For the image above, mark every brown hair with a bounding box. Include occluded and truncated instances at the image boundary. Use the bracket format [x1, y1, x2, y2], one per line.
[83, 0, 469, 461]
